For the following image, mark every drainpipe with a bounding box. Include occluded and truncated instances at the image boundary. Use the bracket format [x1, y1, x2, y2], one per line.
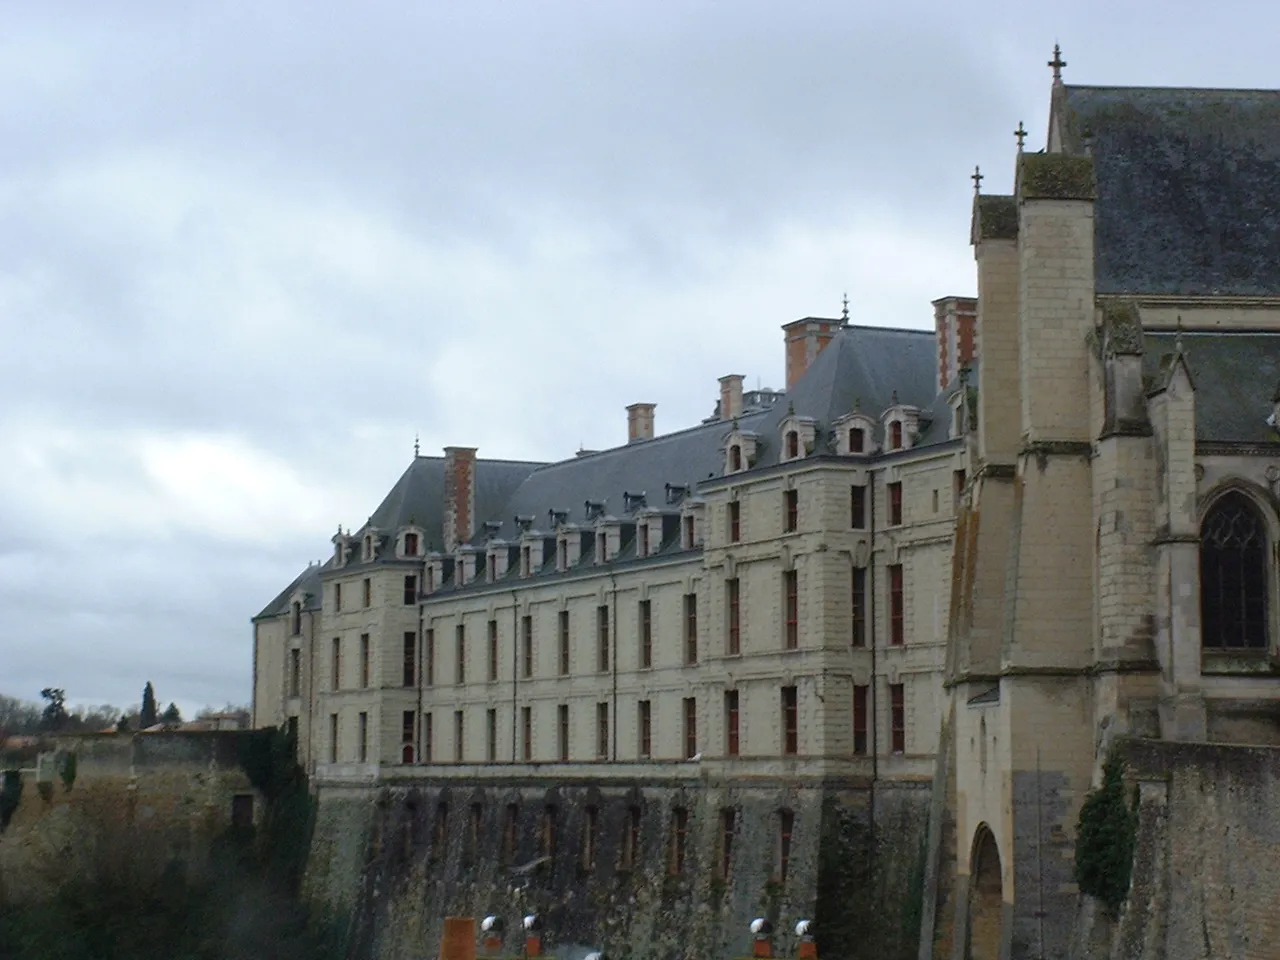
[610, 567, 619, 761]
[511, 589, 520, 763]
[417, 600, 425, 764]
[868, 466, 880, 839]
[307, 606, 317, 777]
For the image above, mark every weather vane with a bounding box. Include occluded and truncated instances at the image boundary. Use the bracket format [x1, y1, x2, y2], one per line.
[841, 292, 849, 323]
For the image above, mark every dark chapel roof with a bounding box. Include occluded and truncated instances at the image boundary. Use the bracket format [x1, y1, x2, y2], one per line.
[1055, 85, 1280, 297]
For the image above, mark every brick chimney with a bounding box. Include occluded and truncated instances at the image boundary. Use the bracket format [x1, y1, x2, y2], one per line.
[932, 296, 978, 391]
[718, 374, 744, 421]
[782, 318, 841, 390]
[626, 403, 655, 443]
[443, 446, 477, 551]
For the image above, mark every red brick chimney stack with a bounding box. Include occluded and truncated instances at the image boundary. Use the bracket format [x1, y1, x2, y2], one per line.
[782, 318, 842, 390]
[933, 296, 978, 391]
[718, 374, 744, 421]
[443, 446, 477, 552]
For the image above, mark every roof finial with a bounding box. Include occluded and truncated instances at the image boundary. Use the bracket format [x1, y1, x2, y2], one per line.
[892, 389, 899, 405]
[413, 432, 420, 457]
[1048, 43, 1067, 83]
[841, 292, 849, 323]
[971, 165, 983, 195]
[1014, 121, 1027, 152]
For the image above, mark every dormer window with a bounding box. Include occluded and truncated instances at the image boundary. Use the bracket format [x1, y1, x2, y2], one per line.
[730, 445, 742, 471]
[785, 431, 799, 459]
[639, 521, 650, 558]
[558, 538, 569, 571]
[488, 554, 498, 582]
[683, 515, 696, 548]
[596, 531, 608, 563]
[850, 427, 865, 453]
[522, 545, 532, 577]
[890, 421, 902, 450]
[404, 532, 419, 556]
[364, 535, 374, 562]
[778, 413, 817, 463]
[290, 601, 302, 636]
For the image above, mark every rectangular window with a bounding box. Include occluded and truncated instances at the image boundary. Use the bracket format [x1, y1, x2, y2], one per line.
[622, 805, 641, 869]
[851, 485, 866, 529]
[456, 624, 467, 684]
[558, 610, 571, 675]
[954, 469, 967, 510]
[719, 808, 735, 879]
[521, 706, 532, 762]
[597, 605, 610, 672]
[853, 685, 868, 755]
[486, 708, 497, 763]
[521, 615, 533, 678]
[557, 704, 570, 761]
[454, 710, 464, 763]
[850, 426, 865, 453]
[358, 711, 368, 763]
[890, 420, 902, 450]
[596, 702, 609, 760]
[784, 489, 799, 532]
[522, 545, 532, 576]
[558, 539, 568, 571]
[726, 578, 741, 655]
[403, 632, 416, 686]
[362, 578, 371, 608]
[782, 686, 798, 756]
[852, 568, 867, 647]
[331, 637, 341, 691]
[683, 514, 695, 548]
[932, 489, 939, 513]
[777, 810, 794, 883]
[360, 634, 370, 688]
[503, 804, 519, 863]
[728, 500, 741, 542]
[638, 522, 649, 558]
[403, 574, 417, 605]
[725, 690, 739, 757]
[404, 532, 418, 555]
[541, 806, 557, 858]
[425, 628, 435, 686]
[669, 807, 688, 874]
[423, 711, 433, 763]
[889, 564, 904, 646]
[784, 570, 799, 650]
[488, 554, 497, 581]
[684, 593, 698, 664]
[289, 648, 301, 697]
[582, 805, 598, 870]
[426, 566, 435, 592]
[891, 684, 905, 754]
[334, 582, 342, 613]
[328, 713, 338, 763]
[639, 600, 652, 668]
[889, 482, 903, 526]
[638, 700, 652, 759]
[401, 710, 415, 764]
[488, 619, 499, 682]
[683, 697, 697, 760]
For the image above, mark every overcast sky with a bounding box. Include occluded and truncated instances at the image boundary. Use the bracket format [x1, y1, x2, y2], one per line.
[2, 1, 1276, 718]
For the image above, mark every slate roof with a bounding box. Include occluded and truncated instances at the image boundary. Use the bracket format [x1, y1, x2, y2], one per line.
[254, 562, 324, 620]
[1055, 85, 1280, 297]
[474, 410, 772, 542]
[1145, 332, 1280, 443]
[751, 323, 942, 467]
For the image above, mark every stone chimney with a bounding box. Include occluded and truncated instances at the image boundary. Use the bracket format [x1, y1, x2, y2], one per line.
[443, 446, 477, 552]
[932, 295, 978, 391]
[782, 317, 841, 390]
[718, 374, 744, 421]
[626, 403, 655, 443]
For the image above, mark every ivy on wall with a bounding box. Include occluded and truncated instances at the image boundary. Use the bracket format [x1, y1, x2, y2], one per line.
[0, 770, 22, 832]
[1074, 750, 1139, 917]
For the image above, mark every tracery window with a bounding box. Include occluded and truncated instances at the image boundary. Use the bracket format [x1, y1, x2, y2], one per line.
[1201, 492, 1268, 650]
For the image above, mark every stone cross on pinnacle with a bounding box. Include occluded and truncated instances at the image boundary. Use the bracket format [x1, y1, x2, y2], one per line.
[971, 165, 983, 194]
[1014, 121, 1027, 151]
[1048, 44, 1067, 82]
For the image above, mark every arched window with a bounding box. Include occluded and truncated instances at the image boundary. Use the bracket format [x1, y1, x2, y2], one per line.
[729, 444, 742, 472]
[1201, 492, 1268, 650]
[785, 430, 799, 459]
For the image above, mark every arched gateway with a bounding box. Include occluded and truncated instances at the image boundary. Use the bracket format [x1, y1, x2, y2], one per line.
[966, 824, 1003, 960]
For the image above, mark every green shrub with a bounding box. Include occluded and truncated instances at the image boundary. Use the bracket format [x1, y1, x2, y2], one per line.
[1074, 750, 1139, 916]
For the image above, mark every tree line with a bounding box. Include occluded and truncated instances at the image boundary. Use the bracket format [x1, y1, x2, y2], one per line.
[0, 682, 249, 742]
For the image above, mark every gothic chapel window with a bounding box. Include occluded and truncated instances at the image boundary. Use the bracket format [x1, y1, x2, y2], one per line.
[1201, 492, 1268, 650]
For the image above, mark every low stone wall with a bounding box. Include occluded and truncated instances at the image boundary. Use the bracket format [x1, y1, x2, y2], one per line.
[302, 771, 932, 960]
[1073, 738, 1280, 960]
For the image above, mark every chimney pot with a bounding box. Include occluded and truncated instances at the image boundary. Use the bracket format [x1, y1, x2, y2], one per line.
[626, 403, 656, 443]
[718, 374, 744, 421]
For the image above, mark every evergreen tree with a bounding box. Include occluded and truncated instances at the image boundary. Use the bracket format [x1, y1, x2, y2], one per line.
[140, 682, 158, 728]
[38, 688, 69, 731]
[160, 702, 182, 725]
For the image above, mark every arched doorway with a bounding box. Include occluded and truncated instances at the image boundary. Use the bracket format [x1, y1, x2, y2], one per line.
[966, 824, 1003, 960]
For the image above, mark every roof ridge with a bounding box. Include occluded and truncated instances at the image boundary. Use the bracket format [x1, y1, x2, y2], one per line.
[1067, 83, 1280, 96]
